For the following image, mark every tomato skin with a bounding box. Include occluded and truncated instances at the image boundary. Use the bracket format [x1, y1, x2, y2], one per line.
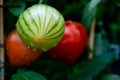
[47, 20, 87, 63]
[6, 29, 42, 67]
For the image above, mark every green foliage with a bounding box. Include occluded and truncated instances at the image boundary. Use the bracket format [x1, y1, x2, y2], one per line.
[81, 0, 102, 30]
[109, 23, 120, 44]
[89, 0, 101, 11]
[94, 30, 110, 56]
[4, 0, 120, 80]
[7, 0, 26, 17]
[81, 2, 96, 31]
[101, 74, 120, 80]
[11, 69, 46, 80]
[4, 9, 17, 34]
[65, 29, 115, 80]
[26, 37, 114, 80]
[70, 53, 114, 80]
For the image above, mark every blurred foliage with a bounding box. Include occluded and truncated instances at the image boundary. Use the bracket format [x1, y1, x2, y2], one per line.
[3, 0, 120, 80]
[101, 74, 120, 80]
[8, 0, 26, 17]
[11, 68, 46, 80]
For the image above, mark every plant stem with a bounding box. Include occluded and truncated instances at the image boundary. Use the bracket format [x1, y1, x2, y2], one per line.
[88, 18, 96, 59]
[0, 43, 4, 47]
[39, 0, 43, 4]
[0, 0, 5, 80]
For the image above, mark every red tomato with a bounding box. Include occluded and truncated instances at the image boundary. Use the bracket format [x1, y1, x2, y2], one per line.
[6, 29, 42, 67]
[47, 20, 87, 63]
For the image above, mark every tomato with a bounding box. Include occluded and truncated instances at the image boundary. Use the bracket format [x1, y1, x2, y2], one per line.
[6, 29, 42, 67]
[47, 20, 87, 63]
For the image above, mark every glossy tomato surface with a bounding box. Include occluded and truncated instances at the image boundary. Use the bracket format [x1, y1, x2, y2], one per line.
[6, 29, 42, 67]
[47, 20, 87, 63]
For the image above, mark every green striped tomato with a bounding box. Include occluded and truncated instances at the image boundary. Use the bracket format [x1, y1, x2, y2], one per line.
[16, 4, 65, 51]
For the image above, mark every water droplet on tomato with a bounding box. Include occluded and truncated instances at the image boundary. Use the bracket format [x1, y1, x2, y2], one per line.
[33, 49, 36, 51]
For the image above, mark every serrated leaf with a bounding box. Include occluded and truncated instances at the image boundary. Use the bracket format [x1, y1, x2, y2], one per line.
[11, 69, 46, 80]
[102, 74, 120, 80]
[8, 0, 26, 17]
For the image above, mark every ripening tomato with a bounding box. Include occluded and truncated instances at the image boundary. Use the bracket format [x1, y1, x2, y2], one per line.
[6, 29, 42, 67]
[47, 20, 87, 63]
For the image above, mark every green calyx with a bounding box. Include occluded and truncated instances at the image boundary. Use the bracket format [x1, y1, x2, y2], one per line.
[16, 4, 65, 51]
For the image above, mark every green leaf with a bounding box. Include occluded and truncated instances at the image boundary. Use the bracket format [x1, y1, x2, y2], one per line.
[63, 2, 81, 16]
[94, 30, 110, 56]
[81, 2, 96, 31]
[70, 29, 115, 80]
[81, 0, 101, 31]
[109, 23, 120, 44]
[89, 0, 101, 13]
[110, 23, 120, 30]
[8, 0, 26, 17]
[102, 74, 120, 80]
[71, 53, 115, 80]
[11, 69, 46, 80]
